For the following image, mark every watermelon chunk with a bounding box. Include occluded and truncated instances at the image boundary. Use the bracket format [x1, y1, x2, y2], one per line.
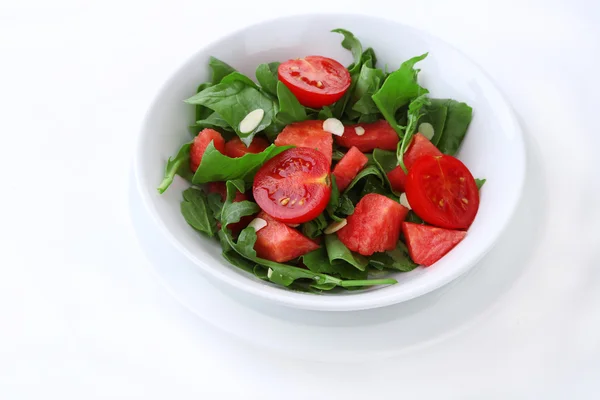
[190, 128, 226, 172]
[387, 133, 442, 192]
[274, 120, 333, 165]
[337, 193, 409, 256]
[224, 137, 269, 158]
[402, 222, 467, 266]
[253, 212, 319, 262]
[332, 146, 368, 192]
[335, 120, 398, 152]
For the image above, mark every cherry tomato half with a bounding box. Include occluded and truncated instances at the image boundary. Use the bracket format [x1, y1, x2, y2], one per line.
[405, 155, 480, 229]
[253, 148, 331, 224]
[278, 56, 351, 108]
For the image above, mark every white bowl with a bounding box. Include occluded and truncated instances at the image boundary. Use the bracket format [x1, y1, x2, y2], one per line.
[134, 14, 525, 311]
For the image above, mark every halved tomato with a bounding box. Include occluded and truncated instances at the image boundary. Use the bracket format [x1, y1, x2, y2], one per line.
[405, 155, 479, 229]
[253, 147, 331, 224]
[224, 137, 269, 158]
[387, 133, 443, 192]
[336, 193, 409, 256]
[402, 222, 467, 266]
[253, 212, 319, 262]
[335, 120, 398, 152]
[332, 146, 368, 192]
[278, 56, 351, 108]
[190, 128, 225, 171]
[274, 120, 333, 165]
[207, 182, 253, 235]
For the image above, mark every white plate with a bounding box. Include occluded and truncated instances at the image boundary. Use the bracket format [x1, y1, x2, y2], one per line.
[134, 15, 526, 311]
[129, 125, 540, 362]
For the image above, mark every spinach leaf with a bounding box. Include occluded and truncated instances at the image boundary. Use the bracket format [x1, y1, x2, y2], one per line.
[361, 175, 389, 197]
[192, 142, 292, 184]
[343, 165, 384, 194]
[302, 247, 367, 280]
[436, 100, 473, 155]
[369, 241, 418, 272]
[475, 178, 486, 190]
[372, 53, 429, 135]
[331, 28, 362, 74]
[275, 81, 307, 125]
[301, 214, 328, 239]
[255, 62, 280, 96]
[350, 63, 385, 115]
[185, 79, 277, 146]
[318, 106, 334, 120]
[180, 188, 218, 237]
[221, 71, 259, 89]
[397, 94, 430, 171]
[337, 196, 355, 216]
[372, 148, 402, 196]
[195, 82, 213, 122]
[332, 149, 345, 161]
[421, 99, 448, 146]
[209, 56, 236, 84]
[157, 142, 192, 194]
[190, 112, 233, 132]
[324, 234, 368, 271]
[405, 211, 425, 224]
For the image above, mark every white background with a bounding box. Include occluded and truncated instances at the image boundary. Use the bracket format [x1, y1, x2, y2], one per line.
[1, 0, 599, 398]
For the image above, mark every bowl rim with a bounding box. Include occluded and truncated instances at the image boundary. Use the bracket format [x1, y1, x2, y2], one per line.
[133, 13, 526, 311]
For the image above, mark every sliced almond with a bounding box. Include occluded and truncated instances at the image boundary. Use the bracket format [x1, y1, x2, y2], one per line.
[399, 193, 411, 210]
[267, 268, 273, 279]
[418, 122, 434, 140]
[248, 217, 267, 232]
[354, 126, 365, 136]
[323, 118, 344, 136]
[287, 223, 300, 228]
[239, 109, 264, 134]
[324, 218, 347, 234]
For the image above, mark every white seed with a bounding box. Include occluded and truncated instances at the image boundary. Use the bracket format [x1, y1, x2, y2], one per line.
[323, 118, 344, 136]
[354, 126, 365, 136]
[399, 193, 412, 210]
[324, 219, 347, 234]
[248, 217, 267, 232]
[267, 268, 273, 278]
[239, 109, 265, 134]
[418, 122, 434, 140]
[287, 223, 300, 228]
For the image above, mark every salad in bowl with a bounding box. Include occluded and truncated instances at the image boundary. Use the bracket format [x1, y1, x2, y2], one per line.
[156, 29, 484, 294]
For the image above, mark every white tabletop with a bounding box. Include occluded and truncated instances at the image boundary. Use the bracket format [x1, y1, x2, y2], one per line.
[1, 0, 599, 398]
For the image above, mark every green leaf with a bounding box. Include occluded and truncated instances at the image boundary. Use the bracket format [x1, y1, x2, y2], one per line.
[195, 82, 213, 122]
[324, 234, 368, 271]
[209, 57, 236, 84]
[255, 62, 280, 96]
[190, 112, 233, 133]
[475, 178, 486, 190]
[185, 79, 277, 146]
[372, 53, 429, 135]
[157, 142, 192, 194]
[332, 149, 345, 161]
[337, 196, 355, 216]
[343, 165, 384, 194]
[222, 201, 259, 228]
[225, 179, 246, 200]
[301, 214, 328, 239]
[221, 71, 259, 89]
[421, 99, 448, 146]
[326, 175, 343, 222]
[192, 143, 292, 184]
[405, 210, 425, 224]
[369, 241, 418, 272]
[436, 100, 473, 155]
[350, 63, 385, 115]
[361, 175, 389, 197]
[318, 106, 334, 120]
[302, 247, 367, 280]
[275, 81, 307, 125]
[397, 94, 430, 171]
[180, 188, 217, 237]
[331, 28, 362, 74]
[372, 148, 402, 195]
[207, 192, 223, 220]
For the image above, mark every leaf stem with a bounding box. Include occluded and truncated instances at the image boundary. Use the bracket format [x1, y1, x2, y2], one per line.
[340, 278, 397, 287]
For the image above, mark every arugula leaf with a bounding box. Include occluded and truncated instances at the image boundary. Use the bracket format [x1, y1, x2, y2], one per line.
[192, 142, 292, 184]
[318, 106, 334, 120]
[436, 100, 473, 155]
[331, 28, 362, 74]
[255, 62, 280, 96]
[372, 148, 402, 196]
[195, 82, 213, 122]
[180, 188, 218, 237]
[475, 178, 486, 190]
[190, 112, 234, 133]
[301, 214, 328, 239]
[209, 57, 236, 84]
[372, 53, 429, 135]
[343, 165, 384, 194]
[185, 78, 276, 146]
[350, 63, 385, 115]
[337, 196, 355, 216]
[326, 175, 344, 222]
[324, 234, 368, 271]
[302, 247, 367, 280]
[275, 81, 307, 125]
[219, 180, 258, 229]
[332, 149, 345, 161]
[207, 192, 223, 220]
[361, 175, 389, 197]
[157, 142, 192, 194]
[421, 99, 448, 146]
[369, 241, 418, 272]
[397, 94, 430, 171]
